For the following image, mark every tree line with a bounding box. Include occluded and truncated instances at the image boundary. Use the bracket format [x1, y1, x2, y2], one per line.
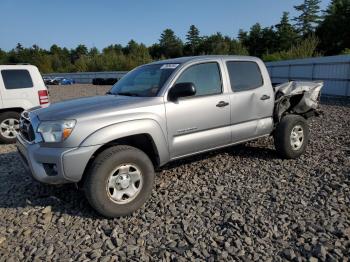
[0, 0, 349, 73]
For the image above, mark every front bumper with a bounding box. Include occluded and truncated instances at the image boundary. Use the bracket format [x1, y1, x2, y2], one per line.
[16, 134, 99, 184]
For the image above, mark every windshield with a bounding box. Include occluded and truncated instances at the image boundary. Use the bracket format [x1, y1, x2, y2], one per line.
[109, 63, 178, 97]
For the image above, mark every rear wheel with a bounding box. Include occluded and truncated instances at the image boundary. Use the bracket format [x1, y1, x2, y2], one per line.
[274, 114, 309, 159]
[84, 145, 155, 218]
[0, 111, 21, 144]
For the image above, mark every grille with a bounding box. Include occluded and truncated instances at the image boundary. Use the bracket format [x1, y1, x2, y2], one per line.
[19, 116, 35, 142]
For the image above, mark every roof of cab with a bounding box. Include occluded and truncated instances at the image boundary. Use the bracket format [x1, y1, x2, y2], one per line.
[149, 55, 261, 65]
[0, 64, 38, 69]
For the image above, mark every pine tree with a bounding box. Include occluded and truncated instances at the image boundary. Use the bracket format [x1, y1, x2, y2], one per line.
[159, 29, 183, 58]
[246, 23, 263, 56]
[276, 12, 299, 51]
[71, 44, 88, 63]
[185, 25, 201, 55]
[15, 43, 24, 53]
[316, 0, 350, 55]
[238, 29, 249, 45]
[293, 0, 322, 36]
[0, 48, 6, 63]
[89, 47, 99, 56]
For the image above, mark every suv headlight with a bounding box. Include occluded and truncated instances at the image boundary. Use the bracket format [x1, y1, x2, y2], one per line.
[37, 120, 76, 142]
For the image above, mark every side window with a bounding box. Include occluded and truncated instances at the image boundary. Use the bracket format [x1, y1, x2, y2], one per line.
[1, 69, 33, 89]
[175, 62, 222, 96]
[226, 61, 263, 92]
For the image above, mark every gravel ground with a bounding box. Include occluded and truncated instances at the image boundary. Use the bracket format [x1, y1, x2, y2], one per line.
[0, 84, 349, 261]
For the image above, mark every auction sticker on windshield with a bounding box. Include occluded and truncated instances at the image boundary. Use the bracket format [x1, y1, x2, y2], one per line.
[160, 64, 179, 69]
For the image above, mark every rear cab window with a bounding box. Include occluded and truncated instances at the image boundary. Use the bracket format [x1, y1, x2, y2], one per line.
[1, 69, 33, 89]
[226, 61, 263, 92]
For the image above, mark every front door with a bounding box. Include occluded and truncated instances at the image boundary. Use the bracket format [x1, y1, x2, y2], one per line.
[165, 62, 231, 159]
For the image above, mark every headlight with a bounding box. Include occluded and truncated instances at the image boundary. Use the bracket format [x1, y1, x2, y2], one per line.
[37, 120, 76, 142]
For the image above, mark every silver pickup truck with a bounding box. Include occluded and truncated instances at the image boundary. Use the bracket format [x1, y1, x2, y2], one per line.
[16, 56, 323, 217]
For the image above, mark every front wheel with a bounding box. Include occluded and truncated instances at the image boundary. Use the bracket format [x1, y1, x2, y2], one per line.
[274, 114, 310, 159]
[84, 145, 155, 218]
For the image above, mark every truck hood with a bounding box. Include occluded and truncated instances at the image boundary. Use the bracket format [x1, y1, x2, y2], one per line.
[32, 95, 159, 121]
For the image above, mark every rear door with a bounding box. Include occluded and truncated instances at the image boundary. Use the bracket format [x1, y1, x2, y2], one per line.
[224, 60, 274, 142]
[165, 61, 231, 158]
[0, 67, 36, 109]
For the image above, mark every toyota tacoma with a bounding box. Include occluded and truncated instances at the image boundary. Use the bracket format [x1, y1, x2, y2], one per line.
[16, 56, 323, 217]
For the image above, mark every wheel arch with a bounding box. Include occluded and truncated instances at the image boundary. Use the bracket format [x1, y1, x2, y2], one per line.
[80, 119, 169, 164]
[78, 133, 163, 188]
[0, 107, 24, 114]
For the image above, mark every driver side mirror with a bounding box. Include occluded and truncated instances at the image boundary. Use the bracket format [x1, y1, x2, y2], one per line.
[168, 82, 196, 101]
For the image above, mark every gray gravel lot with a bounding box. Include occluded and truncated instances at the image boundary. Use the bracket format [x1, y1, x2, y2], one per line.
[0, 84, 349, 261]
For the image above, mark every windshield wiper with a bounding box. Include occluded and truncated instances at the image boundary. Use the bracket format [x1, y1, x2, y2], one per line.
[117, 92, 140, 97]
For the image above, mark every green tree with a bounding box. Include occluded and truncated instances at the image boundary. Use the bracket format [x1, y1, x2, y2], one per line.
[246, 23, 263, 56]
[261, 26, 279, 54]
[74, 56, 89, 72]
[159, 29, 183, 58]
[229, 40, 249, 55]
[50, 44, 61, 54]
[242, 23, 279, 57]
[293, 0, 322, 36]
[238, 29, 249, 44]
[184, 25, 201, 55]
[263, 35, 320, 61]
[71, 44, 88, 62]
[198, 33, 230, 54]
[15, 43, 24, 53]
[148, 43, 162, 59]
[0, 48, 7, 63]
[341, 48, 350, 55]
[276, 12, 299, 51]
[49, 44, 72, 72]
[103, 44, 123, 55]
[316, 0, 350, 55]
[237, 29, 249, 50]
[123, 40, 152, 69]
[197, 33, 248, 55]
[89, 47, 99, 56]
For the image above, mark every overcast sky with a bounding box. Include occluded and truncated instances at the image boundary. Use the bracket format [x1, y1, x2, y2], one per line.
[0, 0, 330, 51]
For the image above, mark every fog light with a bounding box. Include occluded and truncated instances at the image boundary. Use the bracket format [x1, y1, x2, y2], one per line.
[43, 163, 58, 176]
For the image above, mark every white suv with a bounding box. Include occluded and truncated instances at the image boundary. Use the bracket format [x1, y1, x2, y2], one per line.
[0, 65, 49, 143]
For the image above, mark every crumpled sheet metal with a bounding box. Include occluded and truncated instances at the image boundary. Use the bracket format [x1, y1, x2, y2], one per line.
[275, 81, 323, 114]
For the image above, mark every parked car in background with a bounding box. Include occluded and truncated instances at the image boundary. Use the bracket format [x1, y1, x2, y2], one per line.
[92, 78, 118, 85]
[43, 76, 53, 85]
[0, 65, 49, 143]
[16, 56, 323, 217]
[51, 77, 75, 85]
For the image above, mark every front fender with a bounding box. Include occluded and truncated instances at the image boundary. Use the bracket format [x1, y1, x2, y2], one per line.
[80, 119, 170, 165]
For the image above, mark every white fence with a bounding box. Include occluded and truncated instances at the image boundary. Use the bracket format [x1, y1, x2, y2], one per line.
[266, 55, 350, 96]
[44, 55, 350, 96]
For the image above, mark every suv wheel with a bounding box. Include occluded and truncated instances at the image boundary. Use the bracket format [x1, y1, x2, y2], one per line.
[274, 114, 310, 159]
[84, 145, 155, 217]
[0, 111, 21, 144]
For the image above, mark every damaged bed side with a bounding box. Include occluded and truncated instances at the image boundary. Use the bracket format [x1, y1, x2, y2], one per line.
[272, 81, 323, 159]
[273, 81, 324, 123]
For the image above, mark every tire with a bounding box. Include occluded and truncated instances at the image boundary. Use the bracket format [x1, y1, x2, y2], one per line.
[0, 111, 21, 144]
[84, 145, 155, 218]
[274, 114, 309, 159]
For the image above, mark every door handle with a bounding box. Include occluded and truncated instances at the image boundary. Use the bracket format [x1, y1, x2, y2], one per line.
[216, 101, 229, 107]
[260, 95, 270, 100]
